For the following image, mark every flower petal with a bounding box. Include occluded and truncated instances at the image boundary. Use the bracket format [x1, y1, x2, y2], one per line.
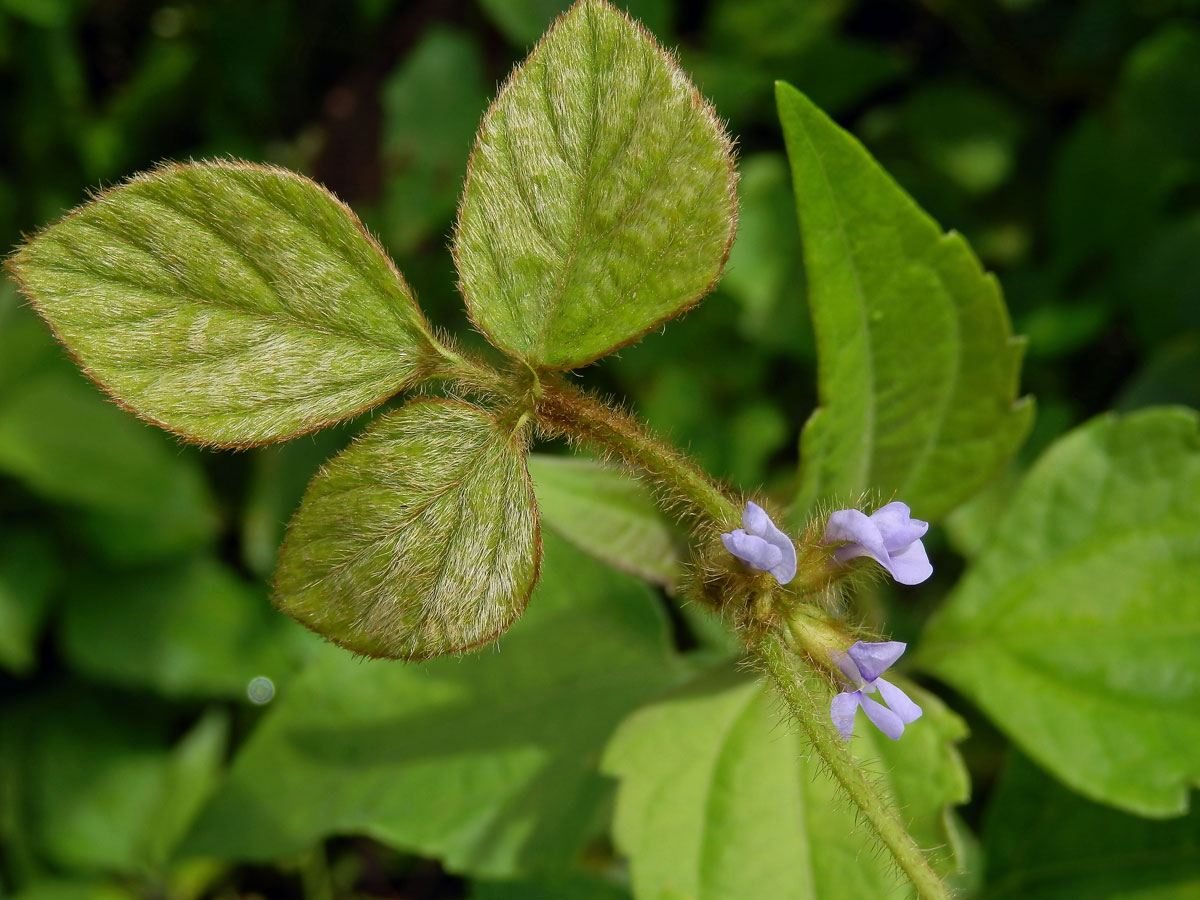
[825, 509, 889, 568]
[876, 677, 923, 725]
[860, 694, 905, 740]
[831, 650, 863, 686]
[846, 640, 906, 683]
[743, 500, 772, 535]
[869, 501, 929, 552]
[721, 530, 783, 573]
[739, 502, 797, 585]
[887, 539, 933, 585]
[830, 690, 862, 740]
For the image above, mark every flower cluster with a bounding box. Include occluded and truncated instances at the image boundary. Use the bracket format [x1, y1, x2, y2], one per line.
[719, 500, 932, 740]
[720, 500, 931, 587]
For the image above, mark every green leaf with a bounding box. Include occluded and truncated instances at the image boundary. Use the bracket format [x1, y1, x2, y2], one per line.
[776, 82, 1032, 523]
[8, 160, 442, 446]
[918, 407, 1200, 816]
[275, 399, 540, 660]
[899, 81, 1022, 195]
[983, 752, 1200, 899]
[379, 27, 487, 254]
[454, 0, 736, 369]
[185, 533, 685, 877]
[528, 453, 680, 586]
[0, 366, 218, 561]
[1116, 22, 1200, 165]
[0, 530, 59, 675]
[603, 666, 971, 900]
[720, 152, 813, 360]
[59, 556, 307, 699]
[239, 427, 354, 579]
[5, 691, 227, 877]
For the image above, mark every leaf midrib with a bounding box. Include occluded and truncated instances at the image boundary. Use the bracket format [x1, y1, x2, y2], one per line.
[44, 201, 413, 356]
[794, 108, 878, 496]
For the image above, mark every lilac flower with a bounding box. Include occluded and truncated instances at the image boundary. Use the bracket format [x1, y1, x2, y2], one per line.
[830, 641, 923, 740]
[721, 501, 797, 585]
[824, 501, 932, 585]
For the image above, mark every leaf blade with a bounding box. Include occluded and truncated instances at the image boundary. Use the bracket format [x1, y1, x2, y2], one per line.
[184, 533, 685, 877]
[603, 667, 971, 900]
[918, 407, 1200, 815]
[776, 82, 1032, 522]
[275, 399, 541, 660]
[9, 160, 441, 446]
[454, 0, 737, 369]
[528, 454, 680, 586]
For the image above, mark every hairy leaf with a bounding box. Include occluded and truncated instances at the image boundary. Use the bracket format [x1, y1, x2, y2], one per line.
[777, 83, 1032, 522]
[275, 399, 540, 660]
[918, 408, 1200, 816]
[528, 454, 680, 586]
[603, 666, 971, 900]
[185, 534, 685, 876]
[455, 0, 737, 369]
[8, 160, 441, 446]
[983, 753, 1200, 899]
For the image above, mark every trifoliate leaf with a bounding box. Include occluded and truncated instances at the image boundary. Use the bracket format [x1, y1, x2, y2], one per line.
[275, 399, 540, 660]
[8, 160, 442, 446]
[454, 0, 737, 369]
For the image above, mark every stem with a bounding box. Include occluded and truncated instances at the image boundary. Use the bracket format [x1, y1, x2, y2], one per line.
[756, 630, 952, 900]
[535, 377, 742, 528]
[431, 352, 946, 898]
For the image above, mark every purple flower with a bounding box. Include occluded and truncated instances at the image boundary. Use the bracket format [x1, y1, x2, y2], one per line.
[824, 501, 932, 585]
[721, 501, 797, 585]
[830, 641, 923, 741]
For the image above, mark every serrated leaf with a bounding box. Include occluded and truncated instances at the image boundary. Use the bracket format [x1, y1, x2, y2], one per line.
[528, 453, 680, 586]
[603, 666, 970, 900]
[454, 0, 737, 369]
[776, 82, 1032, 523]
[184, 533, 685, 877]
[8, 160, 441, 446]
[275, 399, 540, 660]
[983, 752, 1200, 899]
[918, 408, 1200, 816]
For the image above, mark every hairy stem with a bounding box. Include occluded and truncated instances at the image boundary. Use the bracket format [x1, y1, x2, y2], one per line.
[433, 358, 948, 898]
[756, 629, 952, 900]
[535, 377, 742, 529]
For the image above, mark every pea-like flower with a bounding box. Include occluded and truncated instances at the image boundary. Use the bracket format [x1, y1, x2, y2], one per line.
[830, 640, 923, 740]
[721, 501, 797, 585]
[824, 501, 932, 585]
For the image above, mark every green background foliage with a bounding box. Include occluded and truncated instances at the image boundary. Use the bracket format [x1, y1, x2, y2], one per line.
[2, 0, 1198, 898]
